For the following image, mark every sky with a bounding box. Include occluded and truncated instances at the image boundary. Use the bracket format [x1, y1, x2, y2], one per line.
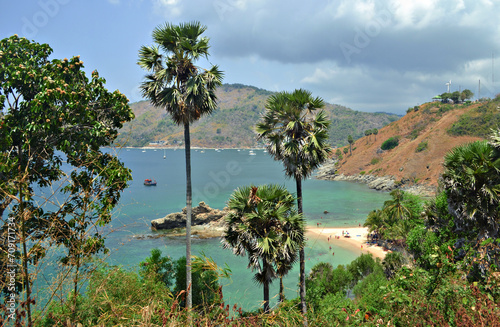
[2, 0, 500, 115]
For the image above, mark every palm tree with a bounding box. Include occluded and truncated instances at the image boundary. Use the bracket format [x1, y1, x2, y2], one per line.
[364, 209, 386, 239]
[222, 184, 305, 313]
[442, 140, 500, 241]
[138, 21, 223, 309]
[256, 89, 331, 323]
[347, 134, 354, 154]
[383, 189, 412, 222]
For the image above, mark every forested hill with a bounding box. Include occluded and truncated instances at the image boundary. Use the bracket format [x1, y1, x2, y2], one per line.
[115, 84, 399, 148]
[333, 97, 500, 187]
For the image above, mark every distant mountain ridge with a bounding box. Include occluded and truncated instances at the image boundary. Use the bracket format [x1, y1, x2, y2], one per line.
[115, 84, 399, 148]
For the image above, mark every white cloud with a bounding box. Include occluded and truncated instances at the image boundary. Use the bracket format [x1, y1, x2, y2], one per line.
[152, 0, 182, 16]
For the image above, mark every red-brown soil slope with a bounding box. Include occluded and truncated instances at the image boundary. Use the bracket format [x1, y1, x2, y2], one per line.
[335, 102, 484, 187]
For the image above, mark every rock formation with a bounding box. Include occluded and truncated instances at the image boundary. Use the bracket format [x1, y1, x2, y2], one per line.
[151, 201, 229, 230]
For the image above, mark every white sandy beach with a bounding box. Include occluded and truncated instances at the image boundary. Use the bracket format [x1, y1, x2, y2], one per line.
[306, 227, 387, 259]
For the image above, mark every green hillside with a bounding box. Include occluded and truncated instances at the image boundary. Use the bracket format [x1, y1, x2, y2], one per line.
[115, 84, 399, 148]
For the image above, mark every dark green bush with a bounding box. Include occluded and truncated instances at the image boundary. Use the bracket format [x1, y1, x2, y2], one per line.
[173, 256, 221, 309]
[416, 140, 428, 152]
[139, 248, 175, 288]
[381, 137, 399, 150]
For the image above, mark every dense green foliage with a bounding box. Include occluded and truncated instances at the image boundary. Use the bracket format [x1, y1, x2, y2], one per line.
[38, 250, 224, 326]
[139, 248, 175, 288]
[440, 89, 474, 103]
[39, 263, 173, 326]
[380, 136, 399, 150]
[173, 256, 221, 309]
[364, 189, 424, 247]
[0, 35, 134, 325]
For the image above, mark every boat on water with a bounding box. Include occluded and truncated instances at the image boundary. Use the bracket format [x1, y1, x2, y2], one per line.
[249, 150, 256, 156]
[144, 179, 157, 186]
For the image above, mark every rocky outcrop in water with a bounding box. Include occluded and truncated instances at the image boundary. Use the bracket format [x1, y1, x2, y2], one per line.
[151, 202, 229, 230]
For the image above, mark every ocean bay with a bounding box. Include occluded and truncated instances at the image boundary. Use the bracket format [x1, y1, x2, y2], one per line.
[103, 147, 391, 311]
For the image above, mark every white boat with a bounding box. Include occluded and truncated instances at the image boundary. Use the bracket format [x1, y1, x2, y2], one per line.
[249, 150, 256, 156]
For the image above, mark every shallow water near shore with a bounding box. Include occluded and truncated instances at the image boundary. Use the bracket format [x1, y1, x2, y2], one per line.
[33, 148, 390, 312]
[93, 148, 390, 311]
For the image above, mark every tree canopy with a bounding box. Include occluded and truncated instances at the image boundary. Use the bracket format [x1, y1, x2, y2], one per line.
[0, 35, 134, 324]
[222, 184, 304, 313]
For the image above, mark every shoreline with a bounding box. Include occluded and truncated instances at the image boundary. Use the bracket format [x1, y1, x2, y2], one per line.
[306, 226, 387, 260]
[315, 160, 437, 197]
[140, 224, 388, 260]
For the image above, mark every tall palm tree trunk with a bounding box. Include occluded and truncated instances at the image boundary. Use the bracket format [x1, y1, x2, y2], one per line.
[263, 259, 270, 313]
[184, 122, 192, 310]
[279, 277, 284, 303]
[296, 177, 308, 326]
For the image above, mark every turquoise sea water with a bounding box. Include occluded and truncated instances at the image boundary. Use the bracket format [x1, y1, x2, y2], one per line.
[94, 147, 391, 311]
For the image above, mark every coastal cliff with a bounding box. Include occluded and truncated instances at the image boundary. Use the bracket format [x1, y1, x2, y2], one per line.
[317, 101, 495, 197]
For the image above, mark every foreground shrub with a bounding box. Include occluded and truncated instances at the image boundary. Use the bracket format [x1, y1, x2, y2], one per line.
[39, 264, 173, 326]
[173, 256, 221, 310]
